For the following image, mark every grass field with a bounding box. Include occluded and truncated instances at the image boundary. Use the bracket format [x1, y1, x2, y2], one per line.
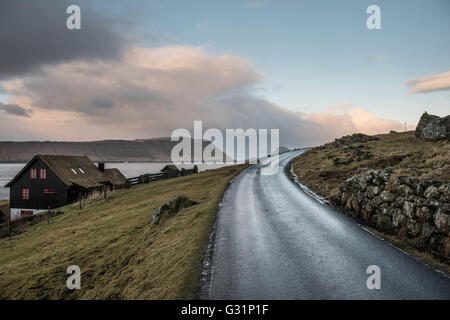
[0, 164, 246, 299]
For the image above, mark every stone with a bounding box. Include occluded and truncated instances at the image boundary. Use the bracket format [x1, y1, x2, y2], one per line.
[434, 210, 450, 234]
[415, 206, 431, 222]
[396, 176, 418, 189]
[396, 184, 414, 197]
[151, 195, 198, 225]
[402, 201, 415, 219]
[438, 183, 450, 203]
[415, 112, 450, 142]
[423, 198, 440, 208]
[393, 196, 405, 208]
[421, 223, 435, 241]
[392, 210, 406, 228]
[380, 190, 395, 202]
[424, 186, 440, 199]
[407, 220, 422, 236]
[379, 166, 393, 182]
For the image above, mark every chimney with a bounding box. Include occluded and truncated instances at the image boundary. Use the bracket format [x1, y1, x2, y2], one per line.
[98, 162, 105, 172]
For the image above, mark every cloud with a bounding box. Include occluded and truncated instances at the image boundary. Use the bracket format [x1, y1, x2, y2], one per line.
[302, 105, 407, 136]
[368, 55, 391, 62]
[0, 0, 129, 79]
[406, 71, 450, 94]
[244, 2, 262, 9]
[0, 45, 405, 146]
[0, 102, 31, 117]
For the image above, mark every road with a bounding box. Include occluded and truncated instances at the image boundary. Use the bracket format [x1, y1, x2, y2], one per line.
[202, 150, 450, 299]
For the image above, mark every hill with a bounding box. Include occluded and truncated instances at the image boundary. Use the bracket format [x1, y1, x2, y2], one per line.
[292, 131, 450, 270]
[0, 164, 246, 299]
[0, 138, 211, 163]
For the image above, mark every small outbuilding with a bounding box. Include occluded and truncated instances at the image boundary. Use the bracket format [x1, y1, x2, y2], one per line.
[161, 164, 180, 178]
[160, 165, 179, 173]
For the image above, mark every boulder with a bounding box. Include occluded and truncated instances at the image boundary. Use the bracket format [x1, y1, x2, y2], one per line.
[407, 220, 421, 236]
[433, 209, 450, 234]
[415, 112, 450, 142]
[402, 201, 415, 219]
[424, 186, 440, 199]
[392, 210, 406, 228]
[396, 184, 414, 197]
[438, 183, 450, 203]
[380, 190, 395, 202]
[421, 223, 435, 241]
[415, 206, 431, 223]
[151, 195, 198, 225]
[393, 196, 405, 208]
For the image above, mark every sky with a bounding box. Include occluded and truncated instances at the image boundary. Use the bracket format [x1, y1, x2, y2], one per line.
[0, 0, 449, 147]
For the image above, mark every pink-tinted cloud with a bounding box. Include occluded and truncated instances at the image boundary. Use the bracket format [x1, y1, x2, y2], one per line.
[302, 106, 406, 136]
[0, 45, 406, 146]
[406, 71, 450, 94]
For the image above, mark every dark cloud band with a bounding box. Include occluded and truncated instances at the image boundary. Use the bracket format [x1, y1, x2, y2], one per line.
[0, 0, 128, 79]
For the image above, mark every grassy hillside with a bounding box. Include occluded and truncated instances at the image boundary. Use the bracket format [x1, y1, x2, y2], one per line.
[293, 131, 450, 203]
[0, 165, 246, 299]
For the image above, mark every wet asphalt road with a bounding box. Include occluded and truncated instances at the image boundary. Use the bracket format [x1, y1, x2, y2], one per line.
[204, 151, 450, 299]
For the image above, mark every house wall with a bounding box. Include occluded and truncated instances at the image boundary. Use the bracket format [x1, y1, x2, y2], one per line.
[10, 208, 47, 221]
[9, 158, 68, 219]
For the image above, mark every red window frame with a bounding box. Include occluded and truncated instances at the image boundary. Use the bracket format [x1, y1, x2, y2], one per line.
[44, 188, 56, 194]
[30, 168, 37, 179]
[22, 188, 30, 200]
[39, 168, 46, 179]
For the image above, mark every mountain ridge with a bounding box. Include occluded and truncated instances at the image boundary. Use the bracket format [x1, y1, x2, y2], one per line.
[0, 138, 208, 163]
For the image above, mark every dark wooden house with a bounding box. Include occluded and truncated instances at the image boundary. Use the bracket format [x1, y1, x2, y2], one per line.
[5, 155, 127, 220]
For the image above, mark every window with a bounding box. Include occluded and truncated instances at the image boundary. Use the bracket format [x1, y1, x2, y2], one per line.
[22, 188, 29, 200]
[44, 188, 56, 194]
[79, 168, 85, 174]
[20, 210, 33, 217]
[30, 168, 37, 179]
[39, 168, 46, 179]
[71, 168, 78, 174]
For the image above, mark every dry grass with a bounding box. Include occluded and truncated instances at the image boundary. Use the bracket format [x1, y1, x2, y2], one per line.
[0, 165, 246, 300]
[293, 131, 450, 202]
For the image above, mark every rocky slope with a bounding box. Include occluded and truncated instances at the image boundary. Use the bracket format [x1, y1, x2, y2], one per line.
[339, 167, 450, 259]
[293, 113, 450, 262]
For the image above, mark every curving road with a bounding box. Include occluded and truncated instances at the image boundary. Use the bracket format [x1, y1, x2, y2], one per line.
[202, 150, 450, 299]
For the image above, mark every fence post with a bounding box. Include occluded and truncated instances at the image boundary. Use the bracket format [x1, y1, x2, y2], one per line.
[8, 210, 11, 239]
